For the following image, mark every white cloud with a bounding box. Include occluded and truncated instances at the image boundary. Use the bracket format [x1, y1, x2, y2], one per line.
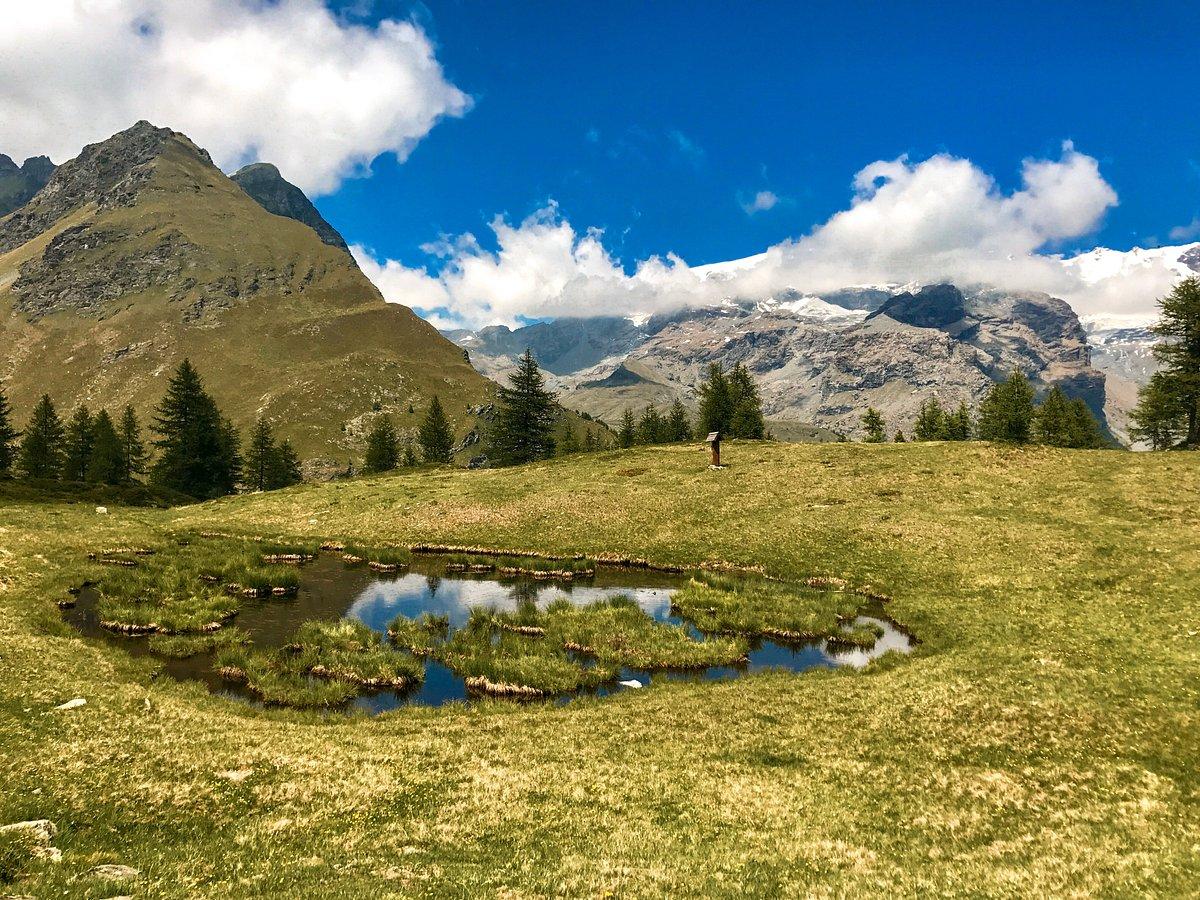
[740, 190, 782, 215]
[0, 0, 468, 194]
[1168, 217, 1200, 242]
[358, 143, 1141, 328]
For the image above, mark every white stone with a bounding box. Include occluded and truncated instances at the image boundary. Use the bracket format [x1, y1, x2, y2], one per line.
[95, 506, 108, 514]
[619, 679, 644, 689]
[91, 864, 139, 880]
[54, 698, 86, 711]
[0, 820, 57, 843]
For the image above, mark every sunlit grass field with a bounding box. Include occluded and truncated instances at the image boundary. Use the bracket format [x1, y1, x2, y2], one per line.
[1, 441, 1197, 896]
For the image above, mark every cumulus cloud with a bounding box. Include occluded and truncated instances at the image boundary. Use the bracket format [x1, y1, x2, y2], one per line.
[354, 143, 1167, 327]
[1168, 217, 1200, 242]
[0, 0, 468, 194]
[739, 190, 782, 215]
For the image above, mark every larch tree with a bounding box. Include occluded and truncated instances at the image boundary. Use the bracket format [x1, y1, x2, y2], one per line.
[418, 395, 455, 464]
[0, 385, 19, 477]
[61, 405, 95, 482]
[151, 359, 241, 498]
[363, 415, 400, 473]
[860, 407, 886, 443]
[118, 406, 148, 484]
[18, 395, 65, 480]
[86, 410, 124, 484]
[488, 349, 558, 465]
[1135, 277, 1200, 447]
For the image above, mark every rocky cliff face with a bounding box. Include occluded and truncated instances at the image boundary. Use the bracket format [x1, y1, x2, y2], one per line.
[0, 154, 56, 218]
[230, 162, 349, 252]
[448, 283, 1112, 439]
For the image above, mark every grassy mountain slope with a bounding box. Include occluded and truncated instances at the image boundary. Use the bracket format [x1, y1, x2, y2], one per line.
[1, 442, 1196, 895]
[0, 123, 492, 460]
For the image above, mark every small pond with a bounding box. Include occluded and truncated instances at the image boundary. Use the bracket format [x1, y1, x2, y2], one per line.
[64, 553, 914, 714]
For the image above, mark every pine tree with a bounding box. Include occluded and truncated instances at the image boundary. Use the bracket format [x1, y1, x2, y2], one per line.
[617, 409, 636, 449]
[118, 406, 148, 484]
[245, 419, 278, 491]
[0, 385, 19, 477]
[86, 410, 124, 484]
[1129, 372, 1186, 450]
[150, 359, 240, 498]
[727, 364, 766, 438]
[18, 395, 64, 480]
[267, 438, 303, 488]
[945, 403, 974, 441]
[558, 425, 579, 455]
[894, 430, 907, 442]
[488, 349, 557, 465]
[861, 407, 886, 443]
[913, 398, 948, 441]
[418, 395, 454, 464]
[1066, 398, 1106, 449]
[363, 415, 399, 473]
[403, 444, 419, 467]
[665, 399, 692, 442]
[637, 406, 664, 444]
[977, 371, 1036, 444]
[697, 363, 733, 436]
[582, 429, 597, 453]
[60, 406, 94, 482]
[1143, 276, 1200, 446]
[1033, 386, 1074, 447]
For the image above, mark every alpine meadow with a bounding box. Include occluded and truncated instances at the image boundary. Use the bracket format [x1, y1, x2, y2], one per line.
[1, 2, 1198, 898]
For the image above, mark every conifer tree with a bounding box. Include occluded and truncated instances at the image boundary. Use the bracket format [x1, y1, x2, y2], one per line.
[418, 395, 455, 464]
[18, 395, 64, 480]
[1066, 398, 1106, 449]
[945, 403, 974, 441]
[1129, 372, 1185, 450]
[617, 409, 636, 449]
[0, 385, 19, 477]
[727, 364, 766, 438]
[363, 415, 399, 473]
[1140, 276, 1200, 447]
[637, 406, 664, 444]
[977, 371, 1036, 444]
[665, 399, 692, 442]
[61, 406, 94, 482]
[488, 349, 558, 465]
[151, 359, 241, 498]
[913, 398, 948, 441]
[403, 443, 419, 467]
[558, 425, 579, 455]
[861, 407, 886, 443]
[894, 430, 907, 442]
[697, 363, 733, 436]
[1033, 386, 1074, 447]
[267, 439, 303, 488]
[86, 410, 124, 484]
[118, 406, 148, 484]
[245, 418, 278, 491]
[582, 429, 597, 453]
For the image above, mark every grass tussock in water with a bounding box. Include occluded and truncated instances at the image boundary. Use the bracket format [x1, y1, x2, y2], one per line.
[340, 544, 411, 570]
[86, 536, 304, 635]
[215, 620, 424, 707]
[443, 552, 595, 578]
[539, 595, 749, 669]
[671, 573, 862, 642]
[387, 612, 450, 655]
[145, 626, 249, 658]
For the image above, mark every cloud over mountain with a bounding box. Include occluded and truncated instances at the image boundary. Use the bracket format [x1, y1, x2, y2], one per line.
[355, 144, 1157, 328]
[0, 0, 468, 194]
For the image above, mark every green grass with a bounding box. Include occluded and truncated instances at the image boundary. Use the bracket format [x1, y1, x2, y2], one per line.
[387, 612, 450, 655]
[146, 627, 248, 658]
[1, 442, 1198, 896]
[672, 573, 863, 641]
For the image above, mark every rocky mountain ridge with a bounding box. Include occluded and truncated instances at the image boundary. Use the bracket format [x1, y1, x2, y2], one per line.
[0, 153, 56, 218]
[230, 162, 349, 253]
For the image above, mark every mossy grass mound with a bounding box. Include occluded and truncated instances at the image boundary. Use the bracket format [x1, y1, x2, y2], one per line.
[341, 544, 410, 570]
[214, 620, 424, 707]
[671, 572, 862, 642]
[387, 612, 450, 655]
[146, 626, 249, 658]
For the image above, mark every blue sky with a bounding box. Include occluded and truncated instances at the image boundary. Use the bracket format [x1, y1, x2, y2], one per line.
[319, 0, 1200, 271]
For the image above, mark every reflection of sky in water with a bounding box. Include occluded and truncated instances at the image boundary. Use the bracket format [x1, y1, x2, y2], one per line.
[347, 574, 677, 631]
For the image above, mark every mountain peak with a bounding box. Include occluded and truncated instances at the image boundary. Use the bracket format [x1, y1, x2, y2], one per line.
[231, 161, 349, 252]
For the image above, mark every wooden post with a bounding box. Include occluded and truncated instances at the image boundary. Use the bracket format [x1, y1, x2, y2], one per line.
[706, 431, 721, 467]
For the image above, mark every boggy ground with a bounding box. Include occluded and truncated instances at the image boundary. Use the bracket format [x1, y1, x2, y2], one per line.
[0, 441, 1198, 897]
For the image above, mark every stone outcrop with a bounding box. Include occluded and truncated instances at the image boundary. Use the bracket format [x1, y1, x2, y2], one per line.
[231, 162, 349, 252]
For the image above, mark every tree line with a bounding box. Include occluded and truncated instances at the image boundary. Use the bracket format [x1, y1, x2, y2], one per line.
[860, 371, 1107, 448]
[360, 393, 457, 474]
[0, 359, 301, 498]
[616, 361, 767, 449]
